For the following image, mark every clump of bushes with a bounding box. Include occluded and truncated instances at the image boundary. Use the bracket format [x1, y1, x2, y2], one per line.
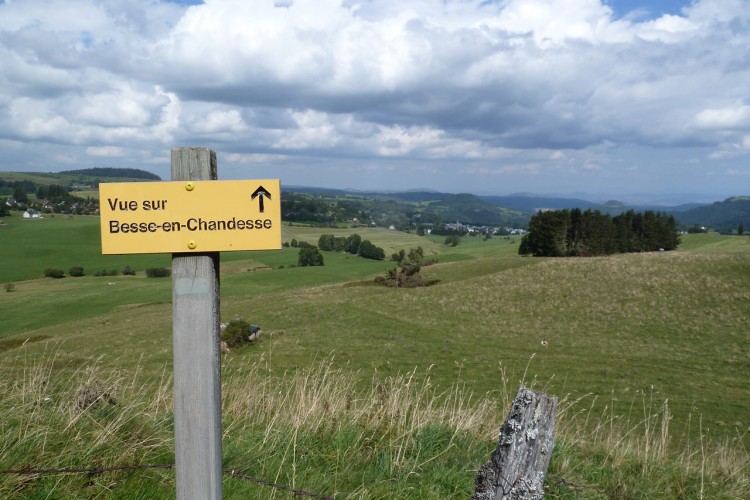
[122, 266, 136, 276]
[376, 247, 440, 288]
[145, 267, 171, 278]
[317, 233, 385, 260]
[93, 269, 119, 277]
[298, 246, 324, 266]
[220, 318, 261, 349]
[69, 266, 85, 277]
[44, 268, 65, 279]
[444, 235, 461, 247]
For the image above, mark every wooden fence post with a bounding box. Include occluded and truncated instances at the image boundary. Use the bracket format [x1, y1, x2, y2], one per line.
[473, 387, 557, 500]
[171, 148, 223, 500]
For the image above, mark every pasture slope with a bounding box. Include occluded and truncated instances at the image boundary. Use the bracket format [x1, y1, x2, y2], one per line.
[1, 215, 748, 498]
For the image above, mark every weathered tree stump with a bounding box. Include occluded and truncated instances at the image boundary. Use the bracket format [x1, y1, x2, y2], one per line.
[473, 387, 557, 499]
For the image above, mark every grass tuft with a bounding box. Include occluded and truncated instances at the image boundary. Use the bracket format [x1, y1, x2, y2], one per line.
[1, 351, 748, 498]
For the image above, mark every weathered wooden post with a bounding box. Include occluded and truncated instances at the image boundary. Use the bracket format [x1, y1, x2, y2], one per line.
[99, 149, 281, 499]
[473, 387, 557, 500]
[171, 148, 223, 500]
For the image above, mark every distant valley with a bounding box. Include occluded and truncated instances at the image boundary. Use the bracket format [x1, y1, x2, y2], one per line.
[1, 169, 748, 233]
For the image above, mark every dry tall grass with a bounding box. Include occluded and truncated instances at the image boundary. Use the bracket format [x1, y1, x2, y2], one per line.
[2, 349, 748, 498]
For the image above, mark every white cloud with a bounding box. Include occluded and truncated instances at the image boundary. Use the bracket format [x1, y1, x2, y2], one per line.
[224, 152, 288, 163]
[460, 163, 542, 175]
[189, 109, 247, 134]
[86, 146, 125, 157]
[272, 110, 341, 149]
[693, 105, 750, 130]
[0, 0, 749, 198]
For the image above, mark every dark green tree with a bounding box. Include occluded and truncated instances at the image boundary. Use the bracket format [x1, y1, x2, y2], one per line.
[518, 234, 531, 256]
[525, 208, 678, 257]
[318, 234, 335, 251]
[524, 210, 570, 256]
[580, 209, 617, 256]
[392, 248, 406, 262]
[346, 234, 362, 254]
[357, 240, 385, 260]
[444, 235, 461, 247]
[739, 224, 745, 236]
[13, 186, 27, 203]
[298, 246, 324, 266]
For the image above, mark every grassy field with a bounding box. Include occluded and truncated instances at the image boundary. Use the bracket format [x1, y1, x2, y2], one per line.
[1, 217, 748, 498]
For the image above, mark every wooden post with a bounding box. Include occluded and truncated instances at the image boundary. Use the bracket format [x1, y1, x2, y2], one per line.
[171, 148, 223, 500]
[473, 387, 557, 500]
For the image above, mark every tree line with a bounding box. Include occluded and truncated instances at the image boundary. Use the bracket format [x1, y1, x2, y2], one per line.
[519, 208, 680, 257]
[317, 233, 385, 260]
[58, 167, 161, 180]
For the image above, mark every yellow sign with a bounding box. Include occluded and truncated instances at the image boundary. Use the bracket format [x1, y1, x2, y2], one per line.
[99, 180, 281, 254]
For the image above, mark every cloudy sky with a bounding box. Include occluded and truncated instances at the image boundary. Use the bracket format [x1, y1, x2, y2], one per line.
[1, 0, 748, 203]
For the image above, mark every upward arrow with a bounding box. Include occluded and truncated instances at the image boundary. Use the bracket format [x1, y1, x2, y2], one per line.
[251, 186, 271, 213]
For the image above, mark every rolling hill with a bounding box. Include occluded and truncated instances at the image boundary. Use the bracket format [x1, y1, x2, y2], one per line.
[675, 196, 750, 233]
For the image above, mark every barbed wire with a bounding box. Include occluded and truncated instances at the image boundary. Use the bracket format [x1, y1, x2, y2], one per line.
[1, 463, 332, 499]
[546, 474, 605, 498]
[2, 463, 601, 499]
[226, 469, 333, 499]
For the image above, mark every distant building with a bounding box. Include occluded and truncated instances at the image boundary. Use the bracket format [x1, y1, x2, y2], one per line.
[23, 209, 43, 219]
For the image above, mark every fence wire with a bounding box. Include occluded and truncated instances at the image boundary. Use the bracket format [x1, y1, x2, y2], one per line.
[3, 463, 600, 499]
[2, 463, 333, 499]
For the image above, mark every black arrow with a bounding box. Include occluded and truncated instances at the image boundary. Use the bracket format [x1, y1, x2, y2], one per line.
[251, 186, 271, 213]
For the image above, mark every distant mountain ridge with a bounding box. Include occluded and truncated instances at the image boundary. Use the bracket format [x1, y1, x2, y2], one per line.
[58, 167, 161, 180]
[285, 186, 705, 213]
[2, 172, 745, 230]
[282, 187, 747, 232]
[675, 196, 750, 233]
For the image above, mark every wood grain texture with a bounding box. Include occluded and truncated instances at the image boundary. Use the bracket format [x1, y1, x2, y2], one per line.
[171, 147, 223, 500]
[473, 388, 557, 500]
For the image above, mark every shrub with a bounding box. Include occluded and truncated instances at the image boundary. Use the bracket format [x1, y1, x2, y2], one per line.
[298, 246, 324, 266]
[69, 266, 85, 277]
[444, 235, 461, 247]
[145, 267, 171, 278]
[4, 282, 15, 292]
[376, 247, 439, 288]
[220, 318, 261, 348]
[44, 268, 65, 279]
[357, 239, 385, 260]
[122, 266, 135, 276]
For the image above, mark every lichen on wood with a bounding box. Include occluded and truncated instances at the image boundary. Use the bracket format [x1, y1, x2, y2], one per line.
[473, 387, 557, 499]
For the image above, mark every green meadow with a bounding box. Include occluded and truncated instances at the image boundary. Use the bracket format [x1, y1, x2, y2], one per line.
[1, 215, 749, 498]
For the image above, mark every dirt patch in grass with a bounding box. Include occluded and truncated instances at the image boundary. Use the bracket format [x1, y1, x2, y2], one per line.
[0, 335, 50, 352]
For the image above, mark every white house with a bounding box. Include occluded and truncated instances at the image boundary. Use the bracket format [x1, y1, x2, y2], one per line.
[23, 209, 43, 219]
